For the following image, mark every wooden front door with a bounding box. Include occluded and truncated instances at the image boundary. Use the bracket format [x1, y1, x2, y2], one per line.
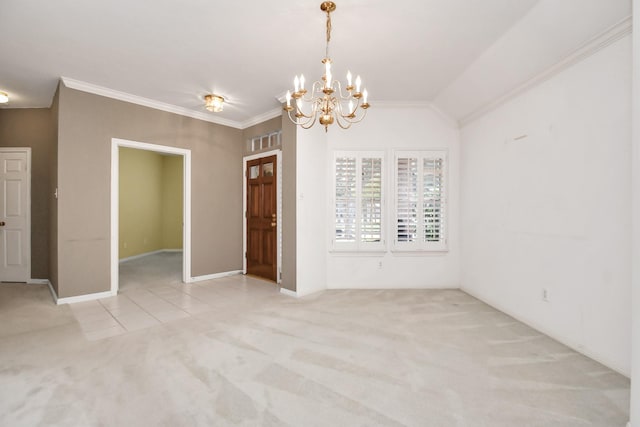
[246, 155, 277, 281]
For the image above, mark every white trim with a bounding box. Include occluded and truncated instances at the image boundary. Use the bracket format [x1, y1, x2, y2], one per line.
[62, 77, 283, 131]
[118, 249, 183, 263]
[111, 138, 192, 295]
[27, 278, 49, 284]
[240, 108, 282, 129]
[460, 16, 632, 127]
[279, 287, 298, 298]
[62, 77, 243, 129]
[463, 287, 631, 378]
[190, 270, 243, 283]
[44, 279, 116, 305]
[46, 280, 57, 303]
[243, 149, 283, 284]
[0, 147, 31, 283]
[57, 290, 117, 305]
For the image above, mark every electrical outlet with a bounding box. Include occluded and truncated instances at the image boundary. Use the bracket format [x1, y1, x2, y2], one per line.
[542, 288, 549, 302]
[378, 261, 383, 269]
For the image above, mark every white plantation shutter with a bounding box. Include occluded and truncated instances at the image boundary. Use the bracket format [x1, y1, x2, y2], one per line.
[335, 156, 357, 243]
[361, 157, 382, 243]
[333, 152, 384, 251]
[394, 150, 447, 251]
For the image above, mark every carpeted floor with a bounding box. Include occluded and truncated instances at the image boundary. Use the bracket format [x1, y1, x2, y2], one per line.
[0, 253, 630, 426]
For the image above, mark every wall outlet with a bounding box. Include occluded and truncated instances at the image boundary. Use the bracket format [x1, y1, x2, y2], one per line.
[378, 260, 383, 269]
[542, 288, 549, 302]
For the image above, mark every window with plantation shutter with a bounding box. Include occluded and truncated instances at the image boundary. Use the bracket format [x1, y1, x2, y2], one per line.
[333, 151, 384, 251]
[393, 150, 447, 251]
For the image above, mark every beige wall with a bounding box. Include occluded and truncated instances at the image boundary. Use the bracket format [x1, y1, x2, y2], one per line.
[57, 84, 243, 298]
[161, 155, 183, 249]
[50, 87, 59, 292]
[0, 107, 56, 280]
[119, 148, 183, 259]
[280, 114, 297, 292]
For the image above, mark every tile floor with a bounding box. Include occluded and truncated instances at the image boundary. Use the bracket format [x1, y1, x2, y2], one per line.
[0, 253, 631, 426]
[69, 252, 275, 341]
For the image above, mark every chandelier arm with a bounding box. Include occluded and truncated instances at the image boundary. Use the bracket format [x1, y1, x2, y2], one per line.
[333, 81, 353, 101]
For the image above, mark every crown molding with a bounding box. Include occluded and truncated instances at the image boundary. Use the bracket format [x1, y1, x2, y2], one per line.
[459, 16, 632, 127]
[240, 107, 282, 129]
[60, 77, 244, 129]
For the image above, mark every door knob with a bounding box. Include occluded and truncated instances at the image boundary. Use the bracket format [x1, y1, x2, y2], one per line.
[271, 214, 276, 218]
[270, 222, 276, 227]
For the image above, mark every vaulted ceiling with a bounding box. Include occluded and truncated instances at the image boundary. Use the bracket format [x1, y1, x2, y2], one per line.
[0, 0, 631, 127]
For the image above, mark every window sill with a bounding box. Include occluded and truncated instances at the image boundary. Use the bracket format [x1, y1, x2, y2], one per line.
[390, 249, 449, 256]
[329, 250, 387, 257]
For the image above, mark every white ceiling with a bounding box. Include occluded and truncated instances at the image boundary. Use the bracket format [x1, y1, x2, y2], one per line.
[0, 0, 631, 126]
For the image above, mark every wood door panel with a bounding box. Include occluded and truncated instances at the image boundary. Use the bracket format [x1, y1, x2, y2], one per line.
[246, 155, 277, 282]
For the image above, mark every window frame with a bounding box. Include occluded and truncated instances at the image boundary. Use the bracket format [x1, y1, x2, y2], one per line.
[331, 150, 386, 252]
[392, 149, 448, 252]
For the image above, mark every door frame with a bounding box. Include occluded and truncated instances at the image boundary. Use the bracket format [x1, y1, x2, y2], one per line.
[110, 138, 192, 294]
[0, 147, 31, 282]
[243, 149, 282, 283]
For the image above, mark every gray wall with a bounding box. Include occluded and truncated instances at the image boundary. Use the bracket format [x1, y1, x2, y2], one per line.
[57, 84, 243, 298]
[50, 87, 59, 292]
[280, 114, 296, 292]
[0, 107, 57, 280]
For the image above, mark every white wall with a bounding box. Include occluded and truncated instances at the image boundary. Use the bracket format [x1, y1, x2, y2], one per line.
[460, 35, 632, 375]
[325, 106, 461, 289]
[295, 124, 328, 296]
[630, 0, 639, 423]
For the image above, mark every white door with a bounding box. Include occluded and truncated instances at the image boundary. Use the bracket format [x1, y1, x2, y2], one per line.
[0, 149, 30, 282]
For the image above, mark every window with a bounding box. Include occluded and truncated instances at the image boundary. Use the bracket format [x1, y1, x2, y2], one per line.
[333, 151, 384, 251]
[393, 150, 447, 251]
[246, 130, 282, 153]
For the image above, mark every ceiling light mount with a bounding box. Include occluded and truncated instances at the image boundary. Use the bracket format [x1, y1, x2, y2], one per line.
[284, 1, 370, 132]
[204, 94, 224, 112]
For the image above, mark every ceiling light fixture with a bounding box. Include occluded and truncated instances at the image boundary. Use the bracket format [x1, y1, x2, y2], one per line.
[204, 94, 224, 112]
[0, 92, 9, 104]
[284, 1, 370, 132]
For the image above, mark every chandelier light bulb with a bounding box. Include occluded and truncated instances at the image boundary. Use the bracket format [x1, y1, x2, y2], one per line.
[346, 71, 352, 87]
[294, 75, 300, 92]
[286, 90, 292, 107]
[355, 75, 362, 93]
[363, 89, 368, 104]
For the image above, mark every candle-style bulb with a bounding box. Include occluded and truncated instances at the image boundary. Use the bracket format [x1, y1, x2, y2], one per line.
[286, 90, 291, 107]
[349, 100, 354, 114]
[326, 71, 332, 88]
[363, 89, 368, 104]
[300, 74, 305, 91]
[347, 71, 352, 87]
[356, 75, 362, 93]
[294, 75, 300, 92]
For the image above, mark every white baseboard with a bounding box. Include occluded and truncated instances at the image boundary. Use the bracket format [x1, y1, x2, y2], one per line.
[189, 270, 243, 283]
[56, 289, 117, 305]
[462, 287, 631, 378]
[28, 278, 50, 285]
[279, 288, 298, 298]
[119, 249, 183, 263]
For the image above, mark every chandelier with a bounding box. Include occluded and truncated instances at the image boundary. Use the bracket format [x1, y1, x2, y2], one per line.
[284, 1, 370, 131]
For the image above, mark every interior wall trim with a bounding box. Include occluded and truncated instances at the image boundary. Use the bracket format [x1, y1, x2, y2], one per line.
[279, 287, 298, 298]
[118, 249, 183, 264]
[459, 16, 632, 127]
[44, 279, 116, 305]
[61, 77, 243, 129]
[190, 270, 243, 283]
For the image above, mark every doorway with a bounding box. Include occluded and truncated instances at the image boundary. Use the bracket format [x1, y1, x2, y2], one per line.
[0, 148, 30, 282]
[243, 150, 281, 283]
[110, 139, 191, 294]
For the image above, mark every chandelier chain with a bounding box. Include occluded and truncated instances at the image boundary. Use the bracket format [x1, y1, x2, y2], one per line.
[325, 8, 332, 58]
